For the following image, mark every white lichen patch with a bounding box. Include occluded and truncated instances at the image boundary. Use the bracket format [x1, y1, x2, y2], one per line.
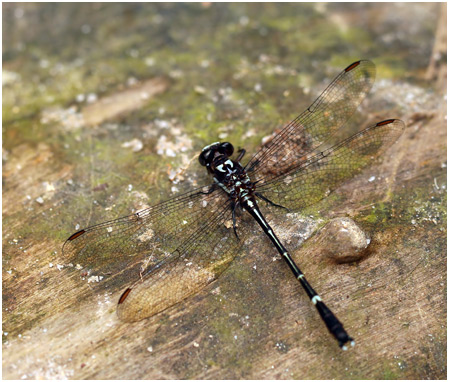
[121, 138, 143, 152]
[87, 275, 104, 283]
[137, 229, 154, 242]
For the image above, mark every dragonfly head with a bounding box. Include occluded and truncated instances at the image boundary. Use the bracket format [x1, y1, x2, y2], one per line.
[199, 142, 234, 173]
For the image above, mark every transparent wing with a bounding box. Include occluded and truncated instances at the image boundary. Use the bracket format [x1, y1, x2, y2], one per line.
[256, 119, 405, 211]
[116, 199, 255, 322]
[62, 183, 255, 322]
[246, 60, 376, 182]
[62, 184, 221, 275]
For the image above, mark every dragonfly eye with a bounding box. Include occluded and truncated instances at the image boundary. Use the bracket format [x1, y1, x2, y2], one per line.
[199, 142, 222, 166]
[220, 142, 234, 157]
[199, 150, 212, 166]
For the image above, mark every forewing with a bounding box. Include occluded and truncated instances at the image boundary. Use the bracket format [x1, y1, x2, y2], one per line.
[246, 60, 376, 182]
[256, 120, 405, 211]
[62, 184, 229, 277]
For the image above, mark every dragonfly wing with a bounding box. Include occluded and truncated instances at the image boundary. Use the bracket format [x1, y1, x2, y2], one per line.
[256, 119, 405, 211]
[116, 200, 254, 322]
[63, 182, 256, 322]
[246, 60, 376, 182]
[62, 184, 229, 281]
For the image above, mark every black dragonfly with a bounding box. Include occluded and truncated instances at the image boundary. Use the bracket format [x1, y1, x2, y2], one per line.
[63, 60, 405, 349]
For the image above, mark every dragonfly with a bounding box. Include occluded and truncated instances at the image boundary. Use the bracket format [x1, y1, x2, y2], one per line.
[62, 60, 405, 350]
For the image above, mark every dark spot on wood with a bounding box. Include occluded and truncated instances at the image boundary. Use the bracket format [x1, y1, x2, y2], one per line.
[93, 183, 109, 192]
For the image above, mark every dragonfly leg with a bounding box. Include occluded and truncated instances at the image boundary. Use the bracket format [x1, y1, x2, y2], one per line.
[198, 184, 216, 195]
[236, 148, 246, 162]
[231, 201, 240, 240]
[255, 192, 290, 211]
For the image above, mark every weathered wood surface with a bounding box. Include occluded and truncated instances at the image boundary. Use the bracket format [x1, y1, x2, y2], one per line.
[3, 3, 446, 379]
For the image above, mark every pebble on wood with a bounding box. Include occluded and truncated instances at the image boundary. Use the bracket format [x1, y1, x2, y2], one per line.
[315, 217, 371, 263]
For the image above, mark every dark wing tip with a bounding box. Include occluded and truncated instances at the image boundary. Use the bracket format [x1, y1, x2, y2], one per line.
[344, 60, 361, 72]
[118, 288, 132, 304]
[375, 118, 406, 132]
[376, 118, 397, 126]
[67, 229, 86, 241]
[62, 229, 87, 256]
